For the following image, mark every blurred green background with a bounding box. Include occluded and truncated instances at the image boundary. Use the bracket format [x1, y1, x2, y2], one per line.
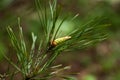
[0, 0, 120, 80]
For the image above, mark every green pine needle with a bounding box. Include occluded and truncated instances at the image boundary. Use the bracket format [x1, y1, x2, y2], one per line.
[3, 0, 110, 80]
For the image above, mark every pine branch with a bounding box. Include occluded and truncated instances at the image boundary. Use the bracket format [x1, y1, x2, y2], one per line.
[3, 0, 110, 80]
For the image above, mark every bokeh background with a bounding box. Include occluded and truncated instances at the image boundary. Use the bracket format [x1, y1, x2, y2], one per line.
[0, 0, 120, 80]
